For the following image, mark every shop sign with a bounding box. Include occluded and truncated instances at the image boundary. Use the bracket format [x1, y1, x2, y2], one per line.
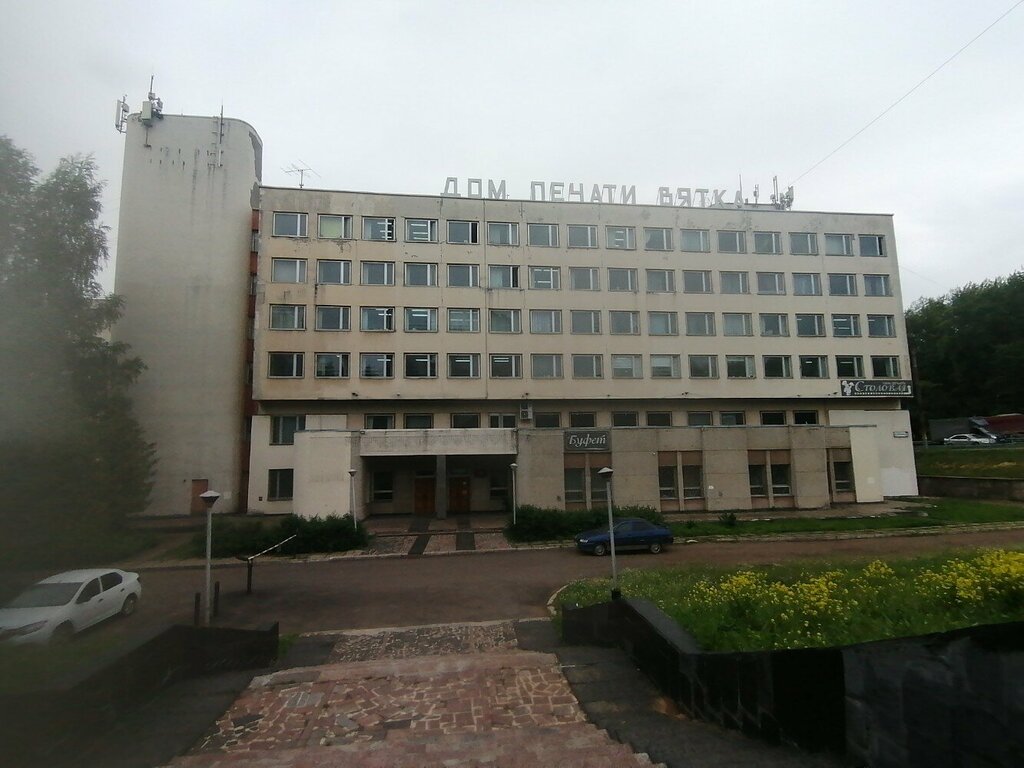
[564, 430, 611, 452]
[840, 380, 913, 397]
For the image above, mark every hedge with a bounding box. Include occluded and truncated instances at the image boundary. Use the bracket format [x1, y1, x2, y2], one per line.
[192, 514, 369, 557]
[507, 505, 662, 542]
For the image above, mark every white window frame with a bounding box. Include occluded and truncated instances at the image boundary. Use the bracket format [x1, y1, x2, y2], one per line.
[489, 354, 523, 378]
[268, 352, 303, 378]
[763, 355, 792, 379]
[648, 311, 678, 336]
[606, 225, 636, 249]
[447, 307, 480, 333]
[570, 310, 601, 335]
[404, 353, 438, 378]
[488, 264, 520, 289]
[527, 223, 558, 247]
[316, 259, 351, 285]
[859, 234, 885, 257]
[447, 220, 479, 244]
[836, 355, 864, 378]
[799, 355, 828, 379]
[864, 274, 893, 297]
[753, 231, 782, 254]
[572, 354, 603, 378]
[756, 272, 786, 295]
[405, 218, 438, 243]
[315, 352, 349, 378]
[488, 308, 521, 333]
[529, 309, 562, 334]
[723, 313, 753, 337]
[789, 232, 818, 255]
[269, 304, 306, 331]
[825, 233, 854, 256]
[567, 224, 598, 248]
[361, 261, 395, 286]
[448, 353, 481, 378]
[315, 305, 350, 331]
[569, 267, 600, 291]
[317, 214, 351, 240]
[651, 354, 681, 378]
[611, 354, 643, 379]
[681, 228, 711, 252]
[362, 217, 395, 241]
[871, 356, 901, 378]
[720, 271, 749, 295]
[759, 313, 789, 337]
[270, 415, 306, 445]
[360, 306, 395, 332]
[487, 221, 519, 246]
[795, 313, 825, 337]
[682, 270, 713, 294]
[831, 314, 861, 337]
[273, 212, 307, 238]
[404, 307, 438, 332]
[792, 272, 822, 296]
[447, 263, 479, 287]
[644, 227, 672, 251]
[688, 355, 719, 379]
[828, 273, 857, 296]
[531, 353, 563, 379]
[609, 311, 641, 335]
[404, 262, 438, 287]
[685, 312, 715, 336]
[726, 355, 756, 379]
[271, 258, 307, 284]
[645, 269, 675, 293]
[607, 267, 638, 292]
[717, 230, 746, 253]
[359, 353, 394, 378]
[867, 314, 896, 338]
[529, 266, 560, 290]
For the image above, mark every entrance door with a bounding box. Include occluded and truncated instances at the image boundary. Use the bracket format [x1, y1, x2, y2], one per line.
[448, 476, 471, 514]
[190, 479, 209, 515]
[413, 476, 436, 517]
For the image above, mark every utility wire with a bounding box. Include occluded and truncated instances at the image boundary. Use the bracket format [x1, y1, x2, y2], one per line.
[791, 0, 1024, 185]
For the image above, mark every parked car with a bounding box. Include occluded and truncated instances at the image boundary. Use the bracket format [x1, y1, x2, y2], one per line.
[0, 569, 142, 645]
[943, 434, 996, 446]
[574, 517, 673, 556]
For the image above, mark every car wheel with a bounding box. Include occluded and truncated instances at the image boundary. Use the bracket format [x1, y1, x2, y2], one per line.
[593, 543, 607, 556]
[51, 623, 74, 643]
[120, 594, 138, 617]
[649, 542, 663, 554]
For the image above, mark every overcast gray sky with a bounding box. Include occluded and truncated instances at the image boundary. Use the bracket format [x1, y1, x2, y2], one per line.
[2, 0, 1022, 305]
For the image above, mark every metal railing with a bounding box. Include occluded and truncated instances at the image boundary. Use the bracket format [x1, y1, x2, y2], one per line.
[238, 534, 297, 594]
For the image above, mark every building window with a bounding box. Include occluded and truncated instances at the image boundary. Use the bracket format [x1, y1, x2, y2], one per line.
[763, 355, 792, 378]
[405, 218, 438, 242]
[451, 413, 481, 428]
[447, 220, 479, 244]
[360, 306, 394, 331]
[749, 464, 767, 497]
[270, 304, 306, 331]
[404, 262, 438, 287]
[859, 234, 885, 257]
[489, 354, 522, 378]
[360, 353, 394, 378]
[688, 355, 719, 378]
[799, 355, 828, 378]
[717, 230, 746, 253]
[648, 412, 673, 426]
[651, 354, 681, 378]
[611, 354, 643, 379]
[535, 412, 561, 428]
[318, 214, 351, 240]
[772, 464, 793, 495]
[405, 413, 434, 429]
[447, 263, 479, 287]
[404, 307, 438, 332]
[681, 228, 711, 252]
[612, 411, 639, 427]
[570, 310, 601, 334]
[645, 269, 675, 293]
[726, 355, 756, 379]
[836, 355, 864, 378]
[721, 411, 746, 426]
[567, 224, 598, 248]
[682, 464, 704, 499]
[761, 411, 786, 426]
[528, 223, 558, 247]
[273, 212, 307, 238]
[448, 353, 480, 378]
[682, 270, 713, 293]
[489, 308, 521, 333]
[570, 412, 597, 428]
[489, 413, 516, 428]
[720, 271, 749, 294]
[268, 352, 303, 378]
[268, 469, 294, 501]
[685, 312, 715, 336]
[796, 313, 825, 337]
[606, 225, 636, 249]
[687, 411, 712, 426]
[833, 460, 854, 492]
[487, 222, 519, 246]
[270, 415, 305, 445]
[572, 354, 603, 379]
[529, 266, 561, 290]
[867, 314, 896, 337]
[757, 272, 786, 295]
[569, 267, 599, 290]
[609, 311, 640, 335]
[864, 274, 893, 297]
[371, 472, 393, 502]
[316, 305, 350, 331]
[315, 352, 349, 378]
[828, 273, 857, 296]
[872, 356, 901, 378]
[723, 313, 753, 336]
[362, 217, 395, 241]
[317, 259, 351, 285]
[794, 410, 819, 425]
[361, 261, 395, 285]
[489, 265, 520, 289]
[648, 311, 678, 336]
[271, 258, 306, 283]
[832, 314, 861, 337]
[532, 353, 563, 378]
[447, 307, 480, 333]
[759, 313, 789, 337]
[644, 227, 672, 251]
[658, 466, 678, 500]
[792, 272, 822, 296]
[790, 232, 818, 255]
[530, 309, 562, 334]
[825, 233, 854, 256]
[754, 231, 782, 254]
[608, 268, 638, 292]
[564, 468, 585, 503]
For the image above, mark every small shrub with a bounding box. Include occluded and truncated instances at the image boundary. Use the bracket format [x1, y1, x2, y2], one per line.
[193, 514, 369, 557]
[507, 505, 661, 542]
[717, 511, 738, 527]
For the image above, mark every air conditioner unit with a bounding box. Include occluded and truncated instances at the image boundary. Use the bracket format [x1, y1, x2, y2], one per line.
[519, 402, 533, 421]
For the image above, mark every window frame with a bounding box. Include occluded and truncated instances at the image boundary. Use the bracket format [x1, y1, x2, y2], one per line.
[488, 264, 520, 289]
[572, 354, 603, 379]
[831, 313, 861, 337]
[609, 310, 641, 335]
[607, 267, 638, 292]
[756, 271, 786, 295]
[644, 227, 673, 251]
[527, 223, 558, 247]
[799, 355, 829, 379]
[685, 312, 715, 336]
[447, 219, 480, 244]
[488, 308, 522, 334]
[723, 312, 753, 337]
[529, 265, 561, 290]
[271, 258, 307, 284]
[825, 233, 854, 256]
[531, 353, 563, 379]
[269, 304, 306, 331]
[648, 311, 679, 336]
[359, 353, 395, 378]
[362, 216, 396, 241]
[688, 354, 719, 379]
[759, 313, 789, 337]
[864, 273, 893, 297]
[859, 234, 885, 257]
[360, 261, 396, 286]
[268, 352, 304, 378]
[569, 266, 600, 291]
[529, 309, 562, 334]
[719, 271, 749, 295]
[795, 313, 826, 337]
[567, 224, 598, 248]
[717, 230, 746, 253]
[753, 231, 782, 255]
[867, 314, 896, 338]
[763, 355, 793, 379]
[789, 232, 818, 255]
[650, 354, 682, 379]
[272, 212, 307, 238]
[680, 228, 711, 252]
[570, 310, 602, 335]
[317, 214, 351, 240]
[606, 225, 636, 250]
[404, 262, 438, 287]
[871, 356, 901, 378]
[359, 306, 395, 332]
[316, 259, 351, 285]
[315, 304, 350, 332]
[611, 354, 643, 379]
[448, 353, 481, 378]
[645, 268, 675, 293]
[404, 307, 438, 333]
[404, 352, 439, 379]
[314, 352, 349, 378]
[447, 263, 479, 288]
[404, 218, 438, 243]
[447, 307, 480, 333]
[487, 221, 520, 246]
[726, 355, 756, 379]
[682, 270, 713, 294]
[489, 353, 523, 379]
[828, 273, 858, 296]
[836, 355, 865, 378]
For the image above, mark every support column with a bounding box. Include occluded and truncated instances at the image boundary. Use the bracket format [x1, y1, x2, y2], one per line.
[435, 454, 448, 519]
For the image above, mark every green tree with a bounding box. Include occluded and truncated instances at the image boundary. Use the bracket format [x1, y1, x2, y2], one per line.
[906, 271, 1024, 433]
[0, 136, 153, 568]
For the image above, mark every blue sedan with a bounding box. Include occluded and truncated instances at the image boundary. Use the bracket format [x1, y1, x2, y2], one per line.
[574, 517, 674, 556]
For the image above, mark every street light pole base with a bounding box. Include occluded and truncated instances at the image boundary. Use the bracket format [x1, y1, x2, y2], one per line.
[610, 588, 622, 601]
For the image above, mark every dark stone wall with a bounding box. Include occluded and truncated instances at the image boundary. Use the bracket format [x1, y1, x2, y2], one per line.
[917, 475, 1024, 501]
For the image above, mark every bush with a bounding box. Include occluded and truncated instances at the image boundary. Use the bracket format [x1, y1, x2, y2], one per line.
[507, 505, 662, 542]
[193, 514, 369, 557]
[717, 511, 738, 527]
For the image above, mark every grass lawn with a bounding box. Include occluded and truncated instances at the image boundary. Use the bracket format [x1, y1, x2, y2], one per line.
[915, 445, 1024, 479]
[557, 549, 1024, 651]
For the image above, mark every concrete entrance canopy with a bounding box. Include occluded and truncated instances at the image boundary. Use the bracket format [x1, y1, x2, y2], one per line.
[359, 428, 516, 457]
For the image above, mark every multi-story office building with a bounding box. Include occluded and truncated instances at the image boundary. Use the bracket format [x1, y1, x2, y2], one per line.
[115, 108, 917, 518]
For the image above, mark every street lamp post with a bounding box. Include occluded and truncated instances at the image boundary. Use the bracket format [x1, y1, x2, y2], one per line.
[596, 467, 620, 599]
[199, 490, 221, 626]
[510, 463, 518, 526]
[348, 469, 358, 531]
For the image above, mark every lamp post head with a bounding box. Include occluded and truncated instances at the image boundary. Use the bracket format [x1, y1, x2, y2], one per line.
[597, 466, 613, 479]
[348, 469, 357, 477]
[510, 463, 518, 471]
[199, 490, 221, 508]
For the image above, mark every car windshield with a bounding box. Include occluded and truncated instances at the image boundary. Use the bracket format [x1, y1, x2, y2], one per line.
[7, 582, 82, 608]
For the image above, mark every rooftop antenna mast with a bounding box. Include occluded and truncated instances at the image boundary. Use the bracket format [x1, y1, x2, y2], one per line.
[283, 161, 319, 189]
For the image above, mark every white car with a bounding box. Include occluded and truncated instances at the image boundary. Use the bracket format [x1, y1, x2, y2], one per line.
[943, 434, 995, 446]
[0, 569, 142, 644]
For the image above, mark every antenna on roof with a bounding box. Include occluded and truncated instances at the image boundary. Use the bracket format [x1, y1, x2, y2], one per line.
[283, 161, 319, 189]
[114, 94, 129, 133]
